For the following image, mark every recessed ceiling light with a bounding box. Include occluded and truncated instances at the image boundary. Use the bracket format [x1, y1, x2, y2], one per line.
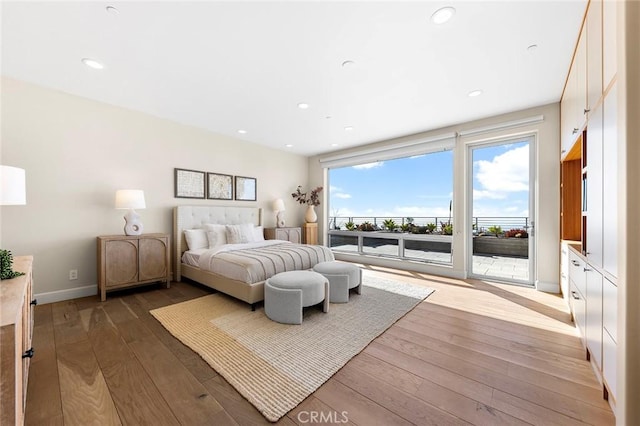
[431, 7, 456, 24]
[285, 144, 293, 148]
[468, 90, 483, 97]
[237, 130, 247, 134]
[344, 126, 354, 132]
[342, 60, 355, 68]
[81, 58, 104, 69]
[325, 116, 332, 120]
[106, 6, 119, 15]
[297, 103, 309, 109]
[331, 143, 339, 147]
[527, 44, 538, 52]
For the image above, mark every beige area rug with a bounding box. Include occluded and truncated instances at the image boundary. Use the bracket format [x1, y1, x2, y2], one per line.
[150, 276, 434, 422]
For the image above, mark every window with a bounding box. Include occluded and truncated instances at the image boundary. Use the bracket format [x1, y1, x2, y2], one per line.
[327, 150, 454, 265]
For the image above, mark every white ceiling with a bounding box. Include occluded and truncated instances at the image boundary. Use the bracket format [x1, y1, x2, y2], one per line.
[2, 1, 587, 156]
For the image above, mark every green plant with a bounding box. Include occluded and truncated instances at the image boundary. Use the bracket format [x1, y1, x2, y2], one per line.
[411, 226, 428, 234]
[345, 221, 356, 231]
[426, 223, 437, 233]
[0, 250, 25, 280]
[383, 218, 397, 232]
[440, 221, 453, 235]
[488, 225, 503, 237]
[400, 223, 411, 232]
[358, 221, 377, 231]
[405, 217, 414, 225]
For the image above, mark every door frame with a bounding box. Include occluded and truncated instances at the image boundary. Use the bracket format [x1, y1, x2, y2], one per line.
[466, 134, 536, 286]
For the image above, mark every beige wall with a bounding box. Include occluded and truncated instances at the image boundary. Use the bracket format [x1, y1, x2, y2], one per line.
[0, 77, 309, 299]
[309, 103, 560, 289]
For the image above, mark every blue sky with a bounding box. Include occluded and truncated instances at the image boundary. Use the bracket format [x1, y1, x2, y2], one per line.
[328, 141, 529, 221]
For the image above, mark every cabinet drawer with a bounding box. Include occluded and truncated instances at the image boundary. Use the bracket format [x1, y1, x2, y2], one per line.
[569, 250, 587, 297]
[603, 277, 617, 342]
[569, 282, 586, 339]
[603, 329, 617, 401]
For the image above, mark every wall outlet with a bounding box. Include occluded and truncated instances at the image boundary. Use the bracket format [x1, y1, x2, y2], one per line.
[69, 269, 78, 280]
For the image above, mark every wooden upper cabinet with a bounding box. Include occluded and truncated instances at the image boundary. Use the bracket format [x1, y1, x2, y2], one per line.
[587, 0, 602, 113]
[602, 0, 617, 89]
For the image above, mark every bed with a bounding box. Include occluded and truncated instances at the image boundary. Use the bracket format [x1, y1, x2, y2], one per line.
[173, 205, 334, 307]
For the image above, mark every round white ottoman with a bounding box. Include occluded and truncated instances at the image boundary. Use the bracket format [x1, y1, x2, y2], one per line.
[312, 261, 362, 303]
[264, 270, 329, 324]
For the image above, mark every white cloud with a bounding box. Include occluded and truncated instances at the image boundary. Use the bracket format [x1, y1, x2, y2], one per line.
[334, 193, 352, 199]
[353, 161, 384, 170]
[473, 189, 506, 200]
[330, 185, 352, 199]
[474, 145, 529, 195]
[409, 155, 425, 159]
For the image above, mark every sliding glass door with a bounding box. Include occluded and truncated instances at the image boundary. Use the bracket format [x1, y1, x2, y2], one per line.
[468, 137, 535, 285]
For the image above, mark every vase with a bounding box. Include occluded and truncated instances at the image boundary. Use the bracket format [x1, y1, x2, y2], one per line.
[305, 205, 317, 223]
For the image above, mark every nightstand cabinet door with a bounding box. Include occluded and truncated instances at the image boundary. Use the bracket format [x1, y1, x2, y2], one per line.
[264, 227, 301, 243]
[104, 239, 139, 286]
[139, 236, 170, 281]
[98, 234, 170, 301]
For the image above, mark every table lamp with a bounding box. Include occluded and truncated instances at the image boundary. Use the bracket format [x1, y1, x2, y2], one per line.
[115, 189, 146, 236]
[272, 198, 286, 228]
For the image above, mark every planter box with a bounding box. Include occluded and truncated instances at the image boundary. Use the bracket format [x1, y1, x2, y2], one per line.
[473, 236, 528, 257]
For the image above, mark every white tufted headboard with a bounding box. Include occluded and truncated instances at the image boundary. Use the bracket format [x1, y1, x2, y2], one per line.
[173, 205, 262, 281]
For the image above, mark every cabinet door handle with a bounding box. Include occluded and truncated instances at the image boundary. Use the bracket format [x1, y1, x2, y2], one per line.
[584, 267, 593, 272]
[561, 149, 566, 154]
[561, 272, 566, 278]
[572, 128, 579, 134]
[571, 260, 581, 267]
[584, 108, 590, 114]
[571, 291, 580, 300]
[22, 347, 34, 359]
[30, 299, 38, 306]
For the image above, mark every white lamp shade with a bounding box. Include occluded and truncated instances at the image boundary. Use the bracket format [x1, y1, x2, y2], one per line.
[272, 198, 285, 211]
[0, 165, 26, 205]
[115, 190, 146, 209]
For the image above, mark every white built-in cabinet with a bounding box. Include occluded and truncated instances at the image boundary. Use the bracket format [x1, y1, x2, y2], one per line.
[586, 103, 603, 269]
[561, 0, 617, 413]
[603, 0, 617, 91]
[586, 0, 602, 114]
[602, 82, 618, 277]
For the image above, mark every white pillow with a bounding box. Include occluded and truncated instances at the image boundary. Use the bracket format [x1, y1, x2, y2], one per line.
[226, 223, 255, 244]
[184, 229, 208, 250]
[253, 225, 265, 242]
[203, 223, 228, 248]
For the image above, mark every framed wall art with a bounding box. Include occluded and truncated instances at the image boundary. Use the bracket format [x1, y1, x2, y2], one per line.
[235, 176, 257, 201]
[207, 172, 233, 200]
[174, 168, 205, 199]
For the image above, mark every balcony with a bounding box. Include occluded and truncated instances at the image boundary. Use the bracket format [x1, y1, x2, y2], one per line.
[328, 216, 530, 281]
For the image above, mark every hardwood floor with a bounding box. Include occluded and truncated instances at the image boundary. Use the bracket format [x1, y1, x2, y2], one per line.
[25, 266, 615, 425]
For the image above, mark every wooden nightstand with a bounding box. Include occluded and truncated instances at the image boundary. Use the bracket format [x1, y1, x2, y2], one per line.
[264, 227, 301, 243]
[303, 223, 318, 245]
[97, 233, 171, 301]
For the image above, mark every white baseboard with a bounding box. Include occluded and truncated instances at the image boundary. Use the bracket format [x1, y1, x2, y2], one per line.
[35, 284, 98, 305]
[535, 280, 560, 293]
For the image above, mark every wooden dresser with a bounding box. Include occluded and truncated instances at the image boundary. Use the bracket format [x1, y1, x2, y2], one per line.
[1, 256, 35, 426]
[97, 234, 171, 301]
[264, 227, 301, 243]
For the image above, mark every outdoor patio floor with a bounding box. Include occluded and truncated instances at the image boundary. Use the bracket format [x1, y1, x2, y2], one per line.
[332, 244, 530, 283]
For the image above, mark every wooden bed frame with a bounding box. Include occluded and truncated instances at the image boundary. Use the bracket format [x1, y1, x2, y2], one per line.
[173, 205, 265, 306]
